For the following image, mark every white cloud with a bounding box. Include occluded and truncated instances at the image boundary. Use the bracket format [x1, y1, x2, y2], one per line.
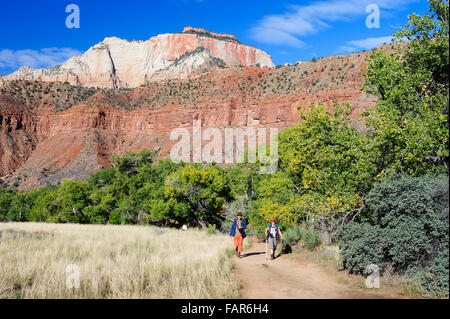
[249, 0, 416, 47]
[251, 27, 305, 48]
[337, 45, 359, 53]
[337, 35, 393, 53]
[0, 47, 81, 71]
[348, 35, 393, 49]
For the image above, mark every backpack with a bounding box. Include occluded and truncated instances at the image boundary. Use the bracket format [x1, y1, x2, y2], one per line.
[236, 219, 247, 238]
[267, 224, 280, 241]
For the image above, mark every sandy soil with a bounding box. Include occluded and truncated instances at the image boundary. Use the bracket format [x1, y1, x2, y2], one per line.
[233, 242, 387, 299]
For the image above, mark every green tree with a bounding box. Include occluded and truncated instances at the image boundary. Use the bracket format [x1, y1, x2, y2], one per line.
[55, 179, 91, 223]
[82, 186, 116, 224]
[0, 189, 18, 221]
[164, 165, 230, 227]
[29, 187, 59, 222]
[276, 102, 375, 241]
[112, 149, 157, 177]
[363, 0, 449, 176]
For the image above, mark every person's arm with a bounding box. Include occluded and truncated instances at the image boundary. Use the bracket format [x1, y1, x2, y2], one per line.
[278, 228, 284, 240]
[241, 220, 247, 230]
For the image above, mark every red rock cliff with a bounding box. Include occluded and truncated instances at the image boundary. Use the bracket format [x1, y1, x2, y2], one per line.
[0, 47, 378, 189]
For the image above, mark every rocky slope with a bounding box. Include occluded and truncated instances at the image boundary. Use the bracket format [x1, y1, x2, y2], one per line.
[1, 27, 274, 89]
[0, 44, 384, 189]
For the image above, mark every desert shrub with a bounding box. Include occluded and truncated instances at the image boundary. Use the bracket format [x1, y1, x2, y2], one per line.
[283, 226, 302, 246]
[337, 223, 385, 274]
[406, 248, 449, 297]
[366, 174, 449, 273]
[338, 174, 449, 296]
[300, 227, 322, 251]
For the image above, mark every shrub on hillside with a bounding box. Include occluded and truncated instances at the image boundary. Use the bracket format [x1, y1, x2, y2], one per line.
[300, 227, 322, 251]
[406, 248, 449, 298]
[283, 226, 302, 246]
[366, 174, 448, 273]
[338, 174, 449, 297]
[280, 226, 321, 252]
[337, 223, 385, 274]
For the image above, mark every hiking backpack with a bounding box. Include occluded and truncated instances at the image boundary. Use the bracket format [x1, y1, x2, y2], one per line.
[267, 224, 280, 241]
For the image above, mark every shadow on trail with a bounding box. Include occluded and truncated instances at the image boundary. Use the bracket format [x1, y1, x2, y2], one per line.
[242, 252, 265, 258]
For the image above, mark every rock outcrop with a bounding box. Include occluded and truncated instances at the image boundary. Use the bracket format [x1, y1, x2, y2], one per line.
[1, 27, 274, 89]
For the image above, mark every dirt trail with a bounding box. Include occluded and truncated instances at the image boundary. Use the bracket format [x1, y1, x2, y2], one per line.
[233, 242, 385, 299]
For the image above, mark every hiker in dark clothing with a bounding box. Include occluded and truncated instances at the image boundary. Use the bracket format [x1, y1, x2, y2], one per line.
[229, 213, 246, 258]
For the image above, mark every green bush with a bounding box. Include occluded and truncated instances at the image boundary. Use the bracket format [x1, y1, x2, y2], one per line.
[108, 211, 122, 224]
[338, 174, 449, 297]
[280, 225, 322, 251]
[366, 174, 448, 273]
[300, 227, 322, 251]
[283, 226, 302, 246]
[337, 223, 385, 274]
[407, 248, 449, 297]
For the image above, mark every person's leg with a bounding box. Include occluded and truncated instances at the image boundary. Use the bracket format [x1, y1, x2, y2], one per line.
[269, 238, 276, 259]
[233, 235, 239, 255]
[237, 235, 243, 257]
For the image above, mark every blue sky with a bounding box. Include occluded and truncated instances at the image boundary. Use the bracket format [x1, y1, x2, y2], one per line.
[0, 0, 429, 74]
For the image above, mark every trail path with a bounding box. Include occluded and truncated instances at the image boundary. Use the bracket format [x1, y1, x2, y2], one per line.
[233, 242, 386, 299]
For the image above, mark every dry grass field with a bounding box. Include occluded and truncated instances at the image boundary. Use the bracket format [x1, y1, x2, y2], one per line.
[0, 222, 240, 299]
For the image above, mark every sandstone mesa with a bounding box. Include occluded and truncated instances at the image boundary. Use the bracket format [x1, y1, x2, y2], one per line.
[1, 27, 274, 89]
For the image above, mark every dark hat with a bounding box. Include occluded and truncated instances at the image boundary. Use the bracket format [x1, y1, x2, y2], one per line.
[237, 212, 242, 217]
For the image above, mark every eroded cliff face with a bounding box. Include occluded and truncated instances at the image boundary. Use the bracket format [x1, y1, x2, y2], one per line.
[0, 46, 379, 189]
[1, 28, 274, 89]
[0, 96, 38, 177]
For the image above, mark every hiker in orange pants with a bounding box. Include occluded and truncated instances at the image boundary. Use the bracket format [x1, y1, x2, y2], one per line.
[229, 212, 247, 258]
[234, 234, 244, 254]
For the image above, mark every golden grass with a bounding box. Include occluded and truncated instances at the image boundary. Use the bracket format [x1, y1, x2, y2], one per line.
[0, 222, 240, 299]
